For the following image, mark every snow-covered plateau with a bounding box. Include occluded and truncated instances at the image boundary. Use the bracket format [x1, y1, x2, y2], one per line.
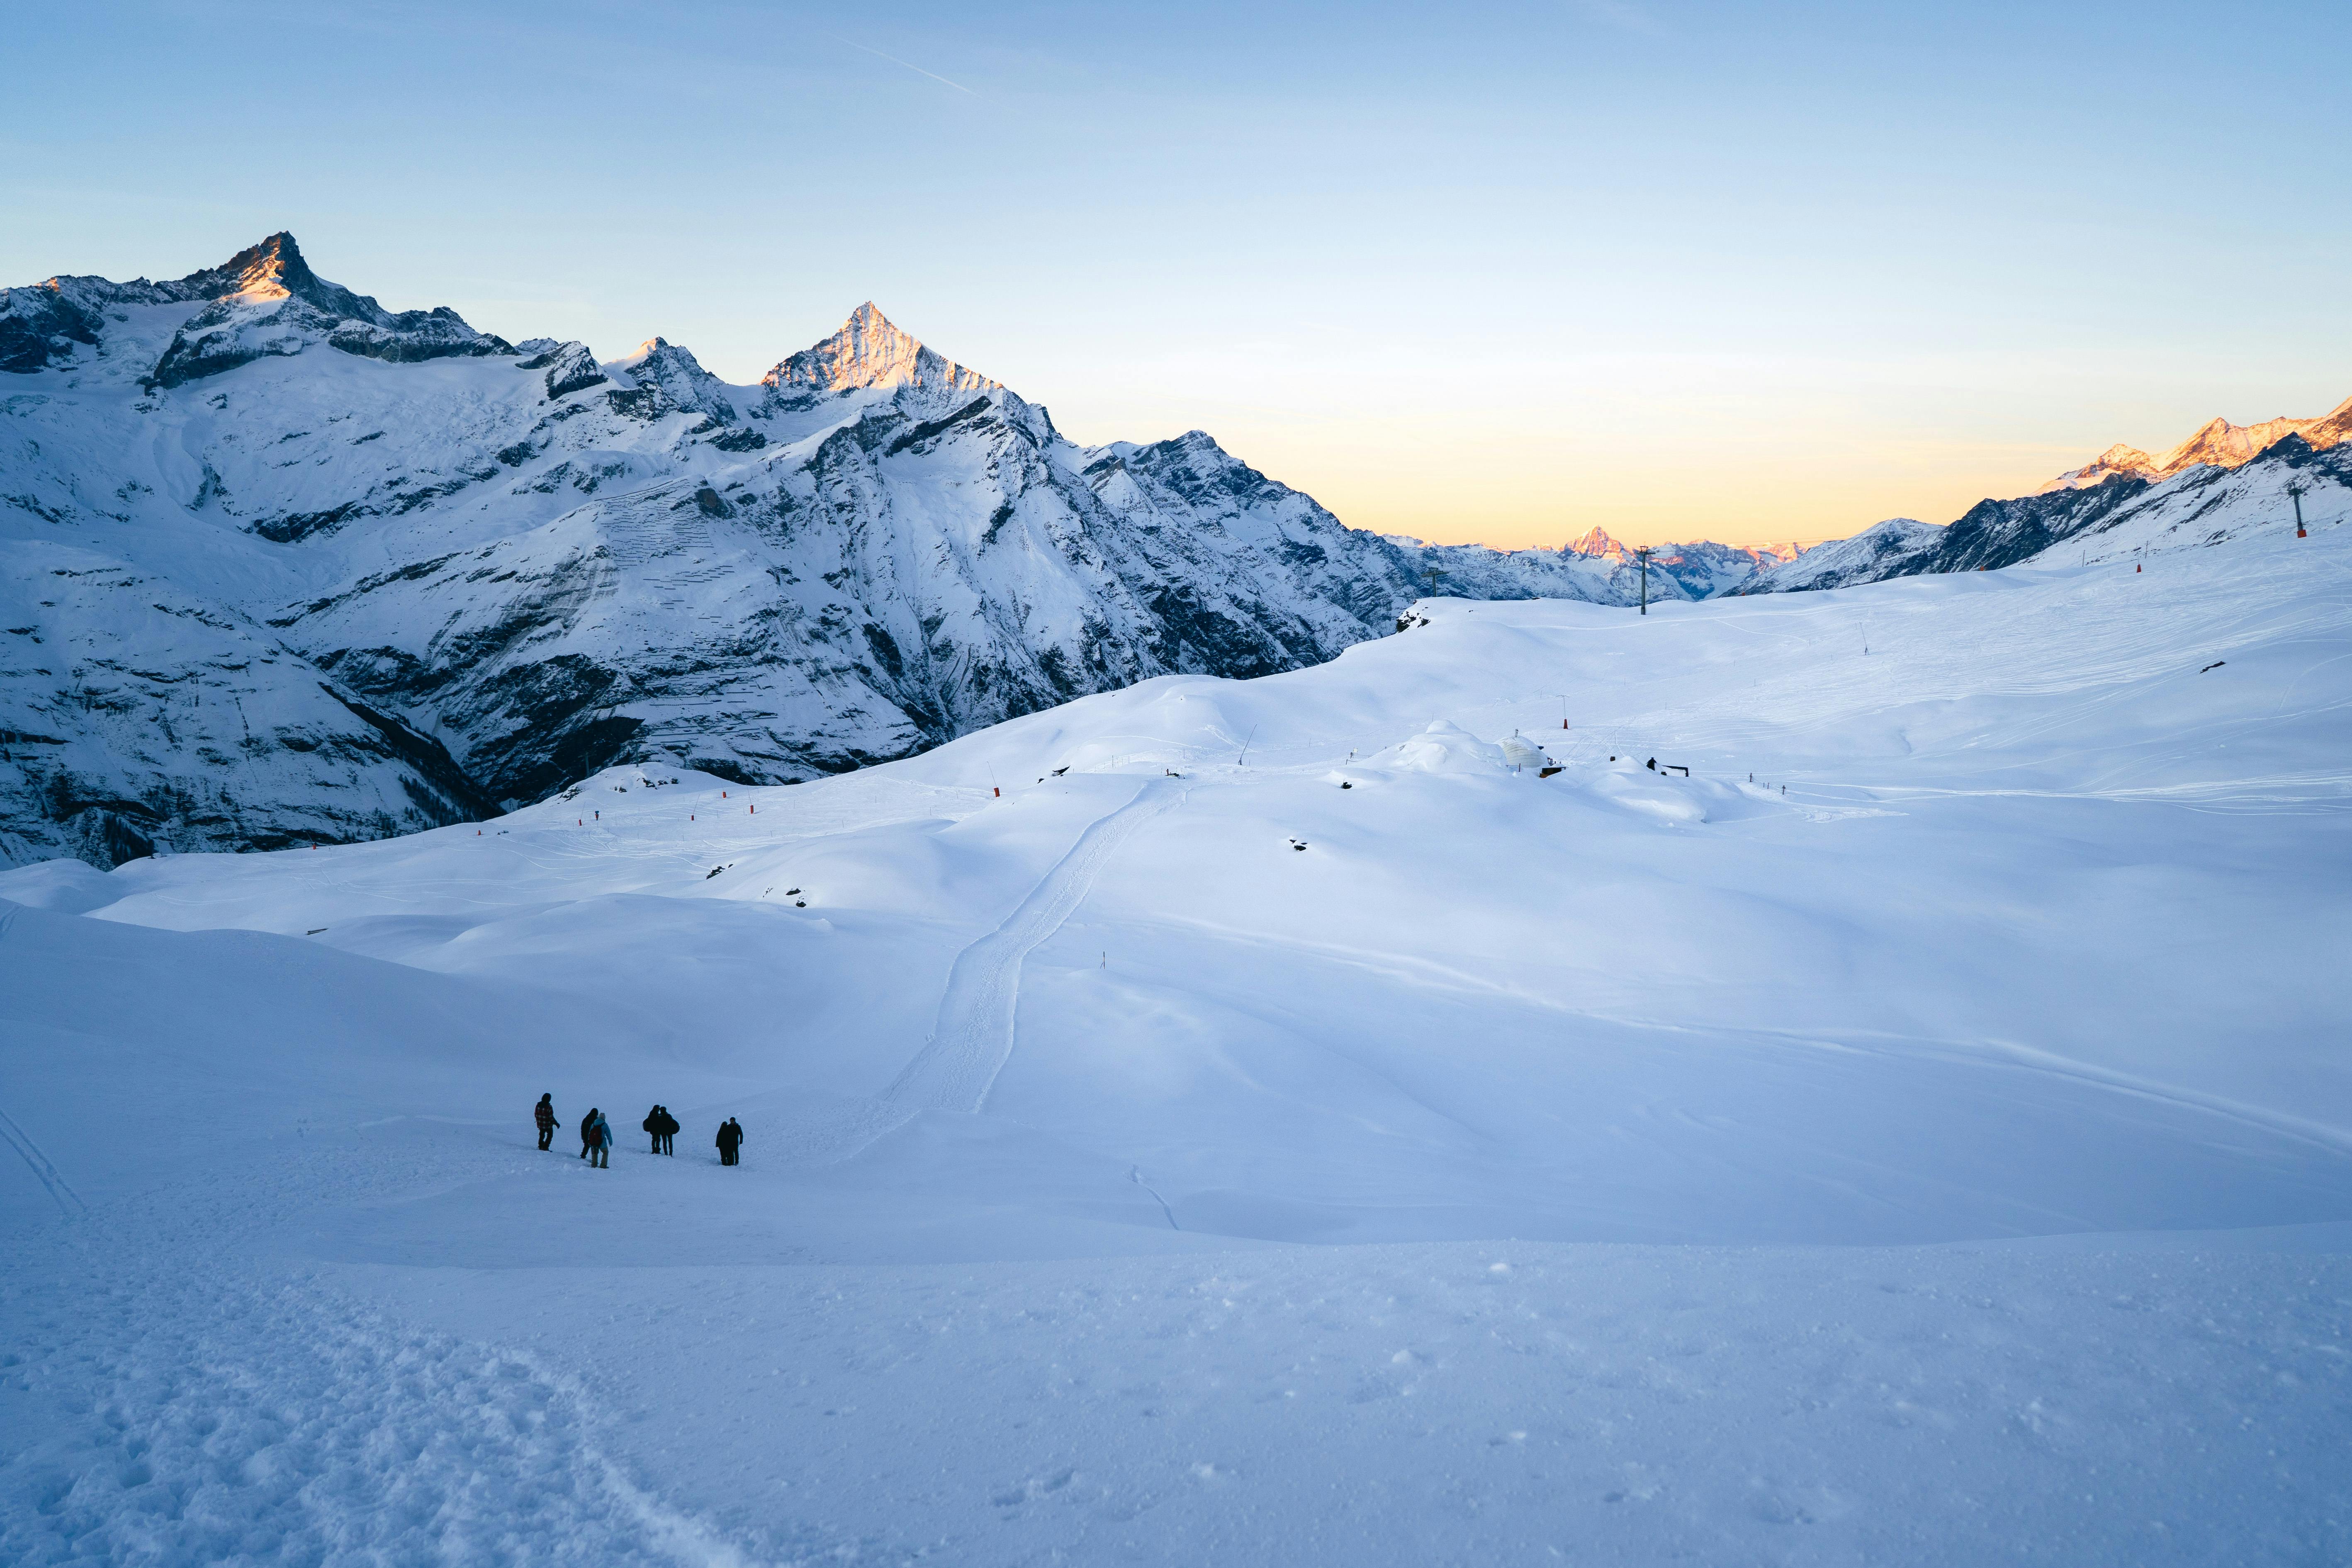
[3, 479, 2348, 1563]
[1, 235, 1799, 871]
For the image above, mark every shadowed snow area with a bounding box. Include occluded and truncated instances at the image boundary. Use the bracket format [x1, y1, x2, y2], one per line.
[3, 516, 2350, 1564]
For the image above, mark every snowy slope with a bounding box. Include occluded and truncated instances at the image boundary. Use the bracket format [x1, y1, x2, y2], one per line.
[3, 235, 1737, 870]
[4, 508, 2349, 1563]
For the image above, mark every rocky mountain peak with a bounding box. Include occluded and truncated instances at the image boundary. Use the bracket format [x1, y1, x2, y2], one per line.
[215, 231, 316, 301]
[127, 233, 509, 390]
[2040, 396, 2350, 491]
[609, 335, 735, 423]
[1564, 526, 1627, 560]
[763, 302, 998, 396]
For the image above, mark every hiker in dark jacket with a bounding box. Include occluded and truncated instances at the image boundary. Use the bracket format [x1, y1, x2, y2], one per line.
[716, 1117, 744, 1166]
[643, 1106, 663, 1155]
[655, 1106, 678, 1155]
[535, 1094, 558, 1151]
[578, 1109, 596, 1160]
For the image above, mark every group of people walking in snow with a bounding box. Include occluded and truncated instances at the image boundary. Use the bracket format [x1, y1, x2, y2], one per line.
[533, 1094, 744, 1168]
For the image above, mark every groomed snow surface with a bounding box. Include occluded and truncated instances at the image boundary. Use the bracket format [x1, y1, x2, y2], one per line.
[3, 514, 2350, 1565]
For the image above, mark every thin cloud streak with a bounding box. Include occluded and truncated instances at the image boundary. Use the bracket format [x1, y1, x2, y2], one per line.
[827, 34, 978, 96]
[1566, 0, 1666, 38]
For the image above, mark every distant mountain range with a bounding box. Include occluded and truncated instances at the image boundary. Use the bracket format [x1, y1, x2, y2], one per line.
[0, 234, 1795, 866]
[2037, 397, 2352, 493]
[1742, 401, 2347, 595]
[7, 232, 2337, 867]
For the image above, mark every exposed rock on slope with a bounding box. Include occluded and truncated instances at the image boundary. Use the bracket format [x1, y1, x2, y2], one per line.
[0, 539, 491, 868]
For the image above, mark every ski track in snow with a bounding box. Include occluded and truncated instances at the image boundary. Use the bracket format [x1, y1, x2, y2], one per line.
[0, 1106, 84, 1221]
[0, 910, 87, 1220]
[887, 779, 1179, 1116]
[788, 778, 1179, 1164]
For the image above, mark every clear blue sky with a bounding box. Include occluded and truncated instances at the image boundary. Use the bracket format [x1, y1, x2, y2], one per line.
[6, 1, 2346, 547]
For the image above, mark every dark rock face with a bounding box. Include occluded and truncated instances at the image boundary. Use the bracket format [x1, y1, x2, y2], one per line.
[1898, 481, 2152, 576]
[0, 553, 496, 869]
[0, 285, 103, 373]
[617, 338, 738, 424]
[519, 341, 607, 399]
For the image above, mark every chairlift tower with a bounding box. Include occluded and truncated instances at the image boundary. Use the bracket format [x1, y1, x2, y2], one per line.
[1633, 546, 1653, 615]
[2288, 479, 2311, 537]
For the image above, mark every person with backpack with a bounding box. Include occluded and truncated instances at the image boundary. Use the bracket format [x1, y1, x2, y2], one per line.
[578, 1107, 596, 1160]
[655, 1106, 678, 1155]
[585, 1108, 612, 1169]
[534, 1094, 558, 1152]
[716, 1117, 744, 1166]
[642, 1105, 664, 1155]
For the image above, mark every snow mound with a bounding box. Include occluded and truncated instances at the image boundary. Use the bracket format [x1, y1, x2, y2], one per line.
[1367, 720, 1510, 774]
[0, 855, 120, 912]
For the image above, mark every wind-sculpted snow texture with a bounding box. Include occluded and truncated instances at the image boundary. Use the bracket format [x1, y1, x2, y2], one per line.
[5, 511, 2351, 1564]
[2, 235, 1773, 868]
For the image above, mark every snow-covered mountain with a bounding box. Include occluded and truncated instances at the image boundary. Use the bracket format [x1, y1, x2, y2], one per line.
[1731, 517, 1942, 593]
[2038, 394, 2352, 491]
[1746, 430, 2347, 595]
[0, 234, 1762, 868]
